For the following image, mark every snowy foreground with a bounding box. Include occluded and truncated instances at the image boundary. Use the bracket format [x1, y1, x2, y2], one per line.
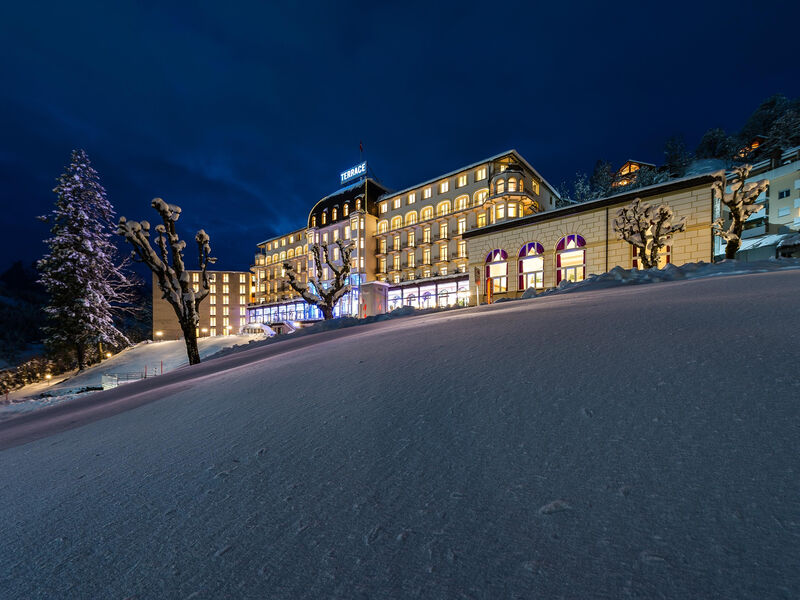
[1, 270, 800, 598]
[0, 334, 262, 421]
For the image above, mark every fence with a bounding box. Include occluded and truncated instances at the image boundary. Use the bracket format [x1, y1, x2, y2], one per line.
[101, 362, 165, 390]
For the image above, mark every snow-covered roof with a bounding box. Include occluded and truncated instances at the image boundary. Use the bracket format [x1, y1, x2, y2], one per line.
[737, 233, 793, 252]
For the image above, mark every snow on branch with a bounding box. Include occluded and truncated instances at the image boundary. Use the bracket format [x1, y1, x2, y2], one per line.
[711, 166, 768, 259]
[284, 238, 355, 320]
[613, 197, 685, 269]
[117, 198, 216, 365]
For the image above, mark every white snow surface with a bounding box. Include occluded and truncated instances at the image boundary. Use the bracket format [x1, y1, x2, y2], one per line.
[0, 334, 262, 420]
[1, 270, 800, 598]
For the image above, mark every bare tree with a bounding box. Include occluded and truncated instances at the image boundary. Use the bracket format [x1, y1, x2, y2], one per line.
[284, 239, 354, 320]
[613, 198, 686, 269]
[117, 198, 216, 365]
[712, 166, 768, 259]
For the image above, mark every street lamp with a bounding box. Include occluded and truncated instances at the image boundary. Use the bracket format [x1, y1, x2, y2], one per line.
[105, 352, 112, 358]
[155, 330, 163, 341]
[45, 374, 52, 381]
[201, 327, 208, 337]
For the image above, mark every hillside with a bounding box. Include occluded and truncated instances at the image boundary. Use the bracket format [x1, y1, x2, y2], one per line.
[1, 271, 799, 598]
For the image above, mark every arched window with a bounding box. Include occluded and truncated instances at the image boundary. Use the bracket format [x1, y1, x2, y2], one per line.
[485, 249, 508, 293]
[311, 216, 316, 227]
[556, 235, 586, 284]
[455, 195, 469, 211]
[421, 206, 433, 221]
[507, 178, 517, 192]
[405, 211, 418, 226]
[343, 203, 349, 217]
[287, 248, 295, 259]
[496, 179, 505, 194]
[518, 242, 544, 290]
[280, 251, 286, 261]
[475, 189, 488, 205]
[321, 211, 327, 225]
[356, 198, 362, 210]
[378, 220, 389, 234]
[391, 215, 402, 230]
[332, 207, 338, 220]
[436, 200, 451, 216]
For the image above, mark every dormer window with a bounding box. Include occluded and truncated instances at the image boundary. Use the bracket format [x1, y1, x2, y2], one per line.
[311, 216, 316, 227]
[332, 207, 338, 220]
[343, 203, 349, 217]
[321, 211, 327, 225]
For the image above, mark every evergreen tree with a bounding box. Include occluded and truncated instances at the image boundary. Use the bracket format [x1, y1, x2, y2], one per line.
[761, 110, 800, 156]
[589, 160, 615, 199]
[37, 149, 131, 370]
[663, 135, 691, 177]
[695, 128, 734, 160]
[738, 94, 791, 143]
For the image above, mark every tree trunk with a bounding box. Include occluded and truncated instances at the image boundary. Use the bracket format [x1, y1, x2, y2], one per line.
[180, 320, 201, 365]
[320, 304, 334, 320]
[725, 218, 744, 259]
[75, 343, 85, 371]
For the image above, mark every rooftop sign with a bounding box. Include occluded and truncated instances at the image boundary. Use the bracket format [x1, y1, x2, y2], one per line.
[340, 161, 367, 185]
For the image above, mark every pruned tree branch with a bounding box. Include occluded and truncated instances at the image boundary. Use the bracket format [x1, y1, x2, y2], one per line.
[284, 238, 355, 320]
[711, 166, 768, 259]
[613, 197, 685, 269]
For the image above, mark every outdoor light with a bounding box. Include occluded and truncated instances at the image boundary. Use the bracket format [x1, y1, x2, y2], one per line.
[105, 352, 112, 358]
[155, 330, 163, 340]
[45, 374, 52, 380]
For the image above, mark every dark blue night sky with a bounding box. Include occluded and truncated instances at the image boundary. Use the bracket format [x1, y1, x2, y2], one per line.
[2, 1, 799, 272]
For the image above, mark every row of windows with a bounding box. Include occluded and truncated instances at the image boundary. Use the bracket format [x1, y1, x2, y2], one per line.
[379, 167, 488, 214]
[264, 233, 303, 252]
[378, 241, 468, 270]
[312, 199, 364, 227]
[191, 272, 249, 284]
[264, 245, 307, 265]
[377, 191, 489, 233]
[380, 263, 468, 283]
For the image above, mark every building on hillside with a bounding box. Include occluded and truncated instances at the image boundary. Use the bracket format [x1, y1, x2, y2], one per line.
[462, 173, 719, 301]
[152, 270, 255, 340]
[717, 145, 800, 260]
[612, 160, 657, 188]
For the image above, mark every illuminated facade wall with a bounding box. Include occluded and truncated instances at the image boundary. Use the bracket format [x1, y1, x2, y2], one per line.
[252, 228, 308, 306]
[152, 270, 255, 340]
[464, 175, 718, 301]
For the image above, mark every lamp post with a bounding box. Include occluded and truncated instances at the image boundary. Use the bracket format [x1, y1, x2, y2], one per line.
[155, 330, 163, 342]
[201, 327, 208, 337]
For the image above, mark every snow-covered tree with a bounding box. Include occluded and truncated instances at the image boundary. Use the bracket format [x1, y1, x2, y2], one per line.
[37, 149, 132, 370]
[284, 239, 354, 320]
[663, 135, 692, 177]
[613, 198, 686, 269]
[117, 198, 215, 365]
[712, 166, 768, 259]
[695, 128, 735, 160]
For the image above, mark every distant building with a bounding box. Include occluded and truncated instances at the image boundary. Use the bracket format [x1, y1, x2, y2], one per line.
[152, 270, 254, 340]
[612, 160, 657, 188]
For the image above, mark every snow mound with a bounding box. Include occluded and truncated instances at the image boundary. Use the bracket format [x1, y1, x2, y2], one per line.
[524, 258, 800, 298]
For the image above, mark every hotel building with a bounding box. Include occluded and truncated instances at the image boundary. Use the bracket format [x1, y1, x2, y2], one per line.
[152, 270, 255, 339]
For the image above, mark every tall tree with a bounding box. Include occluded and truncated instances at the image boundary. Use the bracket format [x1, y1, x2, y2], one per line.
[284, 239, 354, 320]
[695, 128, 734, 160]
[37, 149, 131, 370]
[712, 166, 768, 259]
[589, 160, 615, 199]
[117, 199, 215, 365]
[613, 198, 686, 269]
[738, 94, 791, 143]
[761, 110, 800, 157]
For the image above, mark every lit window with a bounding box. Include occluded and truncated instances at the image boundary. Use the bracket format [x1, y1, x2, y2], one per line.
[222, 274, 229, 283]
[405, 211, 417, 226]
[333, 229, 339, 241]
[210, 317, 216, 326]
[531, 180, 540, 194]
[440, 243, 448, 261]
[321, 212, 327, 224]
[455, 195, 468, 211]
[332, 207, 338, 220]
[343, 203, 349, 217]
[379, 238, 387, 253]
[223, 306, 229, 316]
[440, 265, 448, 275]
[311, 216, 316, 227]
[408, 230, 415, 247]
[457, 174, 467, 188]
[356, 198, 362, 210]
[408, 192, 416, 204]
[485, 249, 508, 293]
[458, 240, 466, 258]
[322, 233, 328, 244]
[423, 269, 431, 278]
[393, 255, 400, 270]
[333, 247, 340, 260]
[222, 284, 229, 294]
[507, 179, 517, 192]
[360, 217, 365, 229]
[351, 217, 359, 230]
[476, 167, 487, 180]
[223, 295, 229, 305]
[423, 227, 431, 243]
[439, 222, 448, 239]
[380, 202, 388, 214]
[192, 272, 199, 282]
[423, 187, 432, 199]
[240, 295, 246, 304]
[556, 235, 586, 284]
[475, 189, 488, 204]
[379, 258, 386, 273]
[457, 217, 466, 235]
[436, 201, 451, 216]
[408, 250, 415, 267]
[518, 242, 544, 290]
[496, 204, 505, 219]
[192, 283, 199, 293]
[210, 327, 216, 336]
[439, 181, 449, 193]
[496, 179, 505, 194]
[477, 213, 486, 227]
[391, 216, 402, 230]
[508, 203, 517, 218]
[210, 306, 216, 315]
[239, 274, 246, 283]
[378, 220, 388, 234]
[393, 234, 400, 250]
[393, 197, 401, 209]
[210, 284, 216, 294]
[421, 206, 433, 221]
[344, 226, 350, 240]
[423, 248, 431, 264]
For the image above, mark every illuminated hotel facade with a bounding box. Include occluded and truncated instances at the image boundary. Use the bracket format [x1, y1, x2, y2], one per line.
[244, 150, 747, 326]
[247, 150, 561, 323]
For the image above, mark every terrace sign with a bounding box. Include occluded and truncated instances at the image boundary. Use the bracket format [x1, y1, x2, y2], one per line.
[340, 161, 367, 185]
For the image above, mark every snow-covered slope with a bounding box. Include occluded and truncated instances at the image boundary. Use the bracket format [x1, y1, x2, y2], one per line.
[1, 334, 263, 420]
[1, 271, 799, 598]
